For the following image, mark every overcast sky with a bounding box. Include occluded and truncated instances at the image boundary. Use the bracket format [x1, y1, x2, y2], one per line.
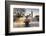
[25, 8, 39, 17]
[13, 8, 39, 17]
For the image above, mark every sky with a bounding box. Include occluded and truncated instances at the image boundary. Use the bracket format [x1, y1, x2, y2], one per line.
[13, 8, 39, 17]
[25, 8, 39, 17]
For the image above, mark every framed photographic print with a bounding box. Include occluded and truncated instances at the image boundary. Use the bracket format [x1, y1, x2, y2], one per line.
[5, 1, 45, 35]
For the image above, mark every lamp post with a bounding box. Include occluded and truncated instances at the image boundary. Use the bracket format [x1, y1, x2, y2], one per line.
[31, 11, 33, 19]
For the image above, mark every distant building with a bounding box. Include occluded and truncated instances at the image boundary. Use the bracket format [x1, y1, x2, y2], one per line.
[32, 15, 39, 21]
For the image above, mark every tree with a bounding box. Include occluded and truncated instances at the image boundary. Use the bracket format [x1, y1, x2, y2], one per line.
[14, 8, 25, 16]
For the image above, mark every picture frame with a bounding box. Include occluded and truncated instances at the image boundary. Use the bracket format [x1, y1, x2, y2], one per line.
[5, 1, 45, 35]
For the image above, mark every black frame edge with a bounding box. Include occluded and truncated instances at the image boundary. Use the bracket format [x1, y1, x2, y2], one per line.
[5, 1, 45, 35]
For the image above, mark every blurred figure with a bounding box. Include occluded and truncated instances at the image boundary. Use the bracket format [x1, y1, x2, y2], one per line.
[24, 15, 30, 27]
